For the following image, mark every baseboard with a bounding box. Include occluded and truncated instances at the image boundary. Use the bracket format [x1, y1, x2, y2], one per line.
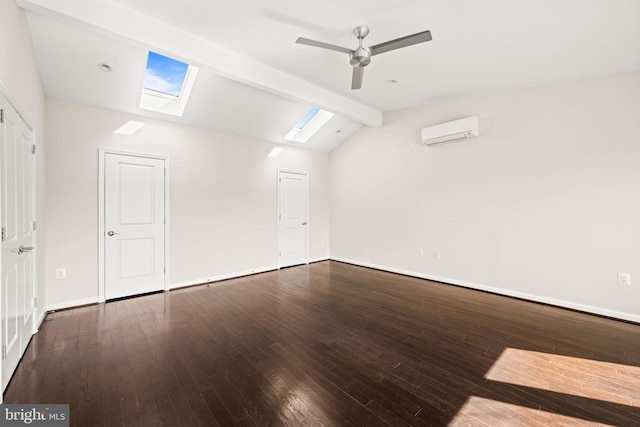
[330, 257, 640, 324]
[171, 260, 330, 289]
[44, 266, 282, 310]
[47, 297, 99, 312]
[171, 265, 279, 289]
[35, 308, 47, 332]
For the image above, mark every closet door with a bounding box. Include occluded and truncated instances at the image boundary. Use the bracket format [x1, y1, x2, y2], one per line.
[1, 95, 36, 393]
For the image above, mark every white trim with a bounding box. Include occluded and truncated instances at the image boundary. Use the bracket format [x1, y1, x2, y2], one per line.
[170, 265, 279, 290]
[98, 148, 170, 303]
[0, 80, 34, 131]
[330, 257, 640, 324]
[30, 129, 38, 336]
[277, 169, 310, 269]
[35, 309, 47, 333]
[47, 297, 99, 312]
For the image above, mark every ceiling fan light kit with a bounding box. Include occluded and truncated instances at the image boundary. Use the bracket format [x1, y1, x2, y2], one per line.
[296, 26, 432, 90]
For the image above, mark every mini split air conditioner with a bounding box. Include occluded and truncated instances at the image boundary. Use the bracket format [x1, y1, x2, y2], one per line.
[421, 116, 479, 146]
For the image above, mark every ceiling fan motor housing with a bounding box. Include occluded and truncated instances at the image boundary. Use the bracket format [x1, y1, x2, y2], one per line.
[350, 47, 371, 67]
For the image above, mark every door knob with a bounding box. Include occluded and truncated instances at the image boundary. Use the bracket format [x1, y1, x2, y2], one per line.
[11, 245, 34, 254]
[107, 231, 120, 236]
[302, 222, 307, 225]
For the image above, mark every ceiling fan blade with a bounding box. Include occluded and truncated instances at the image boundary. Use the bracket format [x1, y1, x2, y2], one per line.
[370, 30, 432, 56]
[351, 67, 364, 90]
[296, 37, 354, 54]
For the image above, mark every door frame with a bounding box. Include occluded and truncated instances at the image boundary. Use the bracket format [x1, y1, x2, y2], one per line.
[98, 148, 170, 303]
[0, 82, 38, 400]
[277, 169, 309, 269]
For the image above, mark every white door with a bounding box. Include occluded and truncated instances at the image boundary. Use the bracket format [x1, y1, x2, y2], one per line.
[104, 153, 165, 300]
[1, 96, 35, 393]
[278, 171, 308, 268]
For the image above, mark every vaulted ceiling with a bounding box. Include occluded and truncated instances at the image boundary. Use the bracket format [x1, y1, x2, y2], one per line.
[18, 0, 640, 151]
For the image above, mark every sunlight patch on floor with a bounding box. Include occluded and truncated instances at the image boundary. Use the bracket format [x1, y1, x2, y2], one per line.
[485, 348, 640, 407]
[449, 396, 614, 426]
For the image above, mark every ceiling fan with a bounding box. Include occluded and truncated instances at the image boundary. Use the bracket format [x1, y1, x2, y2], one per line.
[296, 26, 432, 90]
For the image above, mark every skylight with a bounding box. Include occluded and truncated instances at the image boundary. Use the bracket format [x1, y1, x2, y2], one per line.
[139, 51, 199, 117]
[284, 107, 334, 143]
[293, 107, 319, 130]
[143, 52, 189, 97]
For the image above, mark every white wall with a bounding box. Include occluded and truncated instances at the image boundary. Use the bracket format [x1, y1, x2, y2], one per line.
[0, 1, 47, 323]
[45, 99, 330, 309]
[330, 72, 640, 322]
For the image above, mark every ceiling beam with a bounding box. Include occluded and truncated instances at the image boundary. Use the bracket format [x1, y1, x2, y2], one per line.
[17, 0, 383, 127]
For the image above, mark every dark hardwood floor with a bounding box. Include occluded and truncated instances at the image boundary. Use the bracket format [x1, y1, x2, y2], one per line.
[4, 261, 640, 426]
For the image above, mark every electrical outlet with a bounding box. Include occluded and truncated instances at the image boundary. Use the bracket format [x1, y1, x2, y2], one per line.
[55, 268, 66, 279]
[617, 272, 631, 286]
[434, 250, 441, 260]
[418, 248, 424, 257]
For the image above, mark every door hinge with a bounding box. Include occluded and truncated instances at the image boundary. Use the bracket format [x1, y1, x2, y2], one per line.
[279, 251, 281, 256]
[33, 221, 37, 231]
[31, 144, 36, 155]
[1, 226, 5, 242]
[0, 109, 4, 124]
[32, 297, 38, 308]
[2, 344, 6, 360]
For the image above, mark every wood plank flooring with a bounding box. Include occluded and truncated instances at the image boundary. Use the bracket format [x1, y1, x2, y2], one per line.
[4, 261, 640, 426]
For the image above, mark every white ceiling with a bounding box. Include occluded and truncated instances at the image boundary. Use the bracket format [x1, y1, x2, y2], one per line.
[18, 0, 640, 151]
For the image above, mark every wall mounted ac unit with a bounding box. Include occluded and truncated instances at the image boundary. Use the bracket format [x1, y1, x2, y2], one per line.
[421, 116, 479, 146]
